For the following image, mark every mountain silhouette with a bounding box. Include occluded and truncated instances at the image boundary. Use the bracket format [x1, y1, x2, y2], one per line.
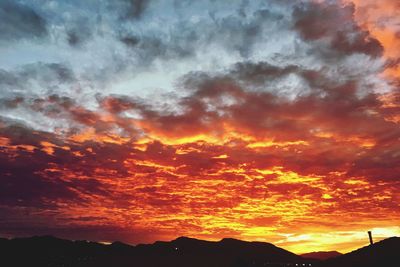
[130, 236, 310, 267]
[0, 235, 398, 267]
[301, 251, 342, 260]
[320, 237, 400, 267]
[0, 235, 310, 267]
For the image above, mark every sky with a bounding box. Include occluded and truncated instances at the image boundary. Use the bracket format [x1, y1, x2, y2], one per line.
[0, 0, 399, 254]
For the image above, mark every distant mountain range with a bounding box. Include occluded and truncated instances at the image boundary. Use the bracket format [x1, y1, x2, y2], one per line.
[0, 235, 398, 267]
[301, 251, 342, 260]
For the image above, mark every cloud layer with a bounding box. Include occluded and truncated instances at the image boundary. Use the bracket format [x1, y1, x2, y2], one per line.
[0, 0, 399, 253]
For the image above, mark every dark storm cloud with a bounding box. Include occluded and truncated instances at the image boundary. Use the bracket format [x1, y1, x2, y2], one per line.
[0, 0, 47, 41]
[293, 1, 383, 57]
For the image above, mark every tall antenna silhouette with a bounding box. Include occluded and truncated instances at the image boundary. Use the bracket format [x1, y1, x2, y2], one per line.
[368, 231, 373, 245]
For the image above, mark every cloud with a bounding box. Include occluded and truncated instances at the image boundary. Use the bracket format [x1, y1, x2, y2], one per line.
[0, 63, 75, 96]
[124, 0, 152, 19]
[66, 22, 93, 47]
[293, 1, 383, 57]
[0, 0, 47, 41]
[0, 0, 399, 253]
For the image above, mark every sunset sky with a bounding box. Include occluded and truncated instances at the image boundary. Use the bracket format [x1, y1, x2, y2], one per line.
[0, 0, 399, 254]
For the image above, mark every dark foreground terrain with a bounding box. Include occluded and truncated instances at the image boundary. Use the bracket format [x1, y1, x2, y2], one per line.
[0, 235, 398, 267]
[301, 251, 342, 260]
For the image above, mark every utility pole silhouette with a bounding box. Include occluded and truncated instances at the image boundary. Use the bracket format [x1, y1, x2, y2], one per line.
[368, 231, 373, 245]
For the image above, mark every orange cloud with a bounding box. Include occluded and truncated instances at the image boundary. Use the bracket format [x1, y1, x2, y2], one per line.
[1, 0, 399, 254]
[352, 0, 400, 79]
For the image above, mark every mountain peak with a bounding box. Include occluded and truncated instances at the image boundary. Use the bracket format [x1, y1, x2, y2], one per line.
[173, 236, 198, 241]
[110, 241, 132, 248]
[220, 237, 244, 243]
[171, 236, 208, 244]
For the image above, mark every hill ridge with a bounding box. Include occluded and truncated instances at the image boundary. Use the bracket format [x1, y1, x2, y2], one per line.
[0, 235, 398, 267]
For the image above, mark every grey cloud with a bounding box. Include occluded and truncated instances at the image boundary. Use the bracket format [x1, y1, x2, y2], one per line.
[0, 0, 47, 41]
[110, 0, 151, 20]
[0, 63, 75, 96]
[0, 70, 23, 90]
[66, 24, 93, 47]
[0, 64, 77, 131]
[0, 1, 289, 91]
[125, 0, 151, 19]
[118, 5, 287, 67]
[120, 36, 140, 47]
[0, 0, 390, 135]
[19, 63, 75, 84]
[0, 97, 24, 110]
[230, 62, 301, 85]
[180, 60, 358, 100]
[292, 1, 383, 58]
